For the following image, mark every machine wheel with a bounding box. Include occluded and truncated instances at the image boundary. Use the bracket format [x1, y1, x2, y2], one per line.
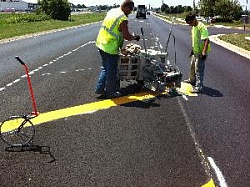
[136, 80, 144, 87]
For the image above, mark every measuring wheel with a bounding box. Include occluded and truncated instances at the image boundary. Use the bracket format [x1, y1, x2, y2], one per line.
[0, 115, 35, 146]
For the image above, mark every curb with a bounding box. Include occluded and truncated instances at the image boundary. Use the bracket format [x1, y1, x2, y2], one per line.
[209, 34, 250, 59]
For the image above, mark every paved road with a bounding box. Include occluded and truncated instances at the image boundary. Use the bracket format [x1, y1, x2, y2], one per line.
[0, 14, 249, 187]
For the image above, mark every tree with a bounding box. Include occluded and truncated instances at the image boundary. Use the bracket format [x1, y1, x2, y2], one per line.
[161, 3, 169, 13]
[199, 0, 242, 20]
[199, 0, 216, 17]
[184, 6, 192, 12]
[214, 0, 242, 20]
[38, 0, 71, 21]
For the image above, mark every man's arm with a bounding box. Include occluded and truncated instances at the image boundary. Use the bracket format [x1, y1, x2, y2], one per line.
[119, 20, 139, 41]
[202, 38, 209, 56]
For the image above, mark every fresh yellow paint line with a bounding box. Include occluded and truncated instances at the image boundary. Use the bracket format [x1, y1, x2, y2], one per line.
[31, 91, 158, 126]
[1, 82, 195, 132]
[202, 178, 216, 187]
[177, 82, 198, 97]
[0, 91, 159, 133]
[1, 84, 211, 186]
[1, 118, 25, 133]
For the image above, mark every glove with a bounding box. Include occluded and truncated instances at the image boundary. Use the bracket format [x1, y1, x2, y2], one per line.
[134, 35, 140, 41]
[189, 50, 194, 57]
[201, 55, 207, 60]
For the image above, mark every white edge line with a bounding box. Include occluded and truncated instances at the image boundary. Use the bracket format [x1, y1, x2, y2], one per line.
[207, 156, 228, 187]
[1, 41, 95, 92]
[177, 98, 212, 178]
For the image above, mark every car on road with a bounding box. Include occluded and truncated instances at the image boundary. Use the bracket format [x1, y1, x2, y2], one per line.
[136, 5, 146, 19]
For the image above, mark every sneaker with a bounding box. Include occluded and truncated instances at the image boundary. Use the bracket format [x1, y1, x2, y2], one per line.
[191, 87, 203, 93]
[106, 91, 123, 99]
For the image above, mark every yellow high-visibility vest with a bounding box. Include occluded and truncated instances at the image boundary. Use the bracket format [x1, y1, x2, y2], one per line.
[96, 8, 127, 55]
[192, 22, 211, 54]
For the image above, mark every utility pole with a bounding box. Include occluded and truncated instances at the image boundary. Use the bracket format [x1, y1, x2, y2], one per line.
[193, 0, 196, 13]
[244, 0, 248, 31]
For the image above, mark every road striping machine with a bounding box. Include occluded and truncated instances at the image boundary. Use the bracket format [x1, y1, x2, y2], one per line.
[118, 26, 182, 94]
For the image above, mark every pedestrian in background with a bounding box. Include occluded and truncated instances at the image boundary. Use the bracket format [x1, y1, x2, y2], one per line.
[95, 0, 140, 98]
[184, 12, 211, 93]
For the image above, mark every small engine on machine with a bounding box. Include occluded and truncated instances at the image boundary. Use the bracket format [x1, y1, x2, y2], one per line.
[118, 26, 182, 93]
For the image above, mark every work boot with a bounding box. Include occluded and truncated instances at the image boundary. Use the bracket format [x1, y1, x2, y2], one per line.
[106, 91, 123, 99]
[183, 79, 195, 86]
[191, 86, 203, 93]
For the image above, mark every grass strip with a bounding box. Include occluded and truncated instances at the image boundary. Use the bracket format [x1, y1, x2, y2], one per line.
[0, 12, 105, 40]
[218, 33, 250, 51]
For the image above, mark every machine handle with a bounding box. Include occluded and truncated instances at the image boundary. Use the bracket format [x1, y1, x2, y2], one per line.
[140, 27, 147, 52]
[15, 56, 25, 65]
[141, 27, 144, 35]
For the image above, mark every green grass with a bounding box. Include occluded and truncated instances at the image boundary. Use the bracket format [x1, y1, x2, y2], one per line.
[0, 12, 105, 40]
[1, 12, 250, 52]
[219, 33, 250, 51]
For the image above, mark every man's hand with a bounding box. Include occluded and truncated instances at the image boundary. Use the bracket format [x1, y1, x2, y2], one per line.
[189, 50, 194, 58]
[134, 35, 140, 41]
[201, 55, 207, 60]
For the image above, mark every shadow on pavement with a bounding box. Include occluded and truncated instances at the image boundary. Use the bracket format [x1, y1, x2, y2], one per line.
[202, 86, 223, 97]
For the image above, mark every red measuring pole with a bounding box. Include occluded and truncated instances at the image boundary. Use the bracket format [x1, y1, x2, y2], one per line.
[15, 56, 39, 116]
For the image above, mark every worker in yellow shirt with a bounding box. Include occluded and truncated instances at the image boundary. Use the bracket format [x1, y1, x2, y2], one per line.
[95, 0, 140, 99]
[185, 12, 211, 93]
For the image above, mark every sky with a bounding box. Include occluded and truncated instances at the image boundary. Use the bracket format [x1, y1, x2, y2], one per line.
[24, 0, 249, 8]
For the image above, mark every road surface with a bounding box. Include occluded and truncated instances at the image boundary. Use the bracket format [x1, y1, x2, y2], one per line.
[0, 13, 249, 187]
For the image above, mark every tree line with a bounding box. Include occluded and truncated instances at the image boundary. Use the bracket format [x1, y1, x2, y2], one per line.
[36, 0, 247, 22]
[37, 0, 120, 21]
[161, 0, 246, 21]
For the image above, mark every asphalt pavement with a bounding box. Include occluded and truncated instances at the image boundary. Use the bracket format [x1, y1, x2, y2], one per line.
[0, 14, 249, 187]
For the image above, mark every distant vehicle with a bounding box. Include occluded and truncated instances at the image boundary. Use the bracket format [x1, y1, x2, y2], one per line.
[136, 5, 146, 19]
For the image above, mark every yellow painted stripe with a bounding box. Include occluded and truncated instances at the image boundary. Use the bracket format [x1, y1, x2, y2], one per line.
[202, 178, 216, 187]
[1, 91, 158, 133]
[177, 82, 198, 97]
[32, 91, 158, 125]
[1, 118, 24, 133]
[1, 82, 196, 133]
[1, 84, 212, 187]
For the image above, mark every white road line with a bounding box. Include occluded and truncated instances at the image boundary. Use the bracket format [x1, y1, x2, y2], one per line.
[42, 73, 51, 76]
[182, 95, 188, 101]
[208, 157, 228, 187]
[177, 97, 212, 179]
[6, 83, 13, 87]
[0, 87, 5, 92]
[13, 79, 21, 84]
[76, 69, 84, 72]
[1, 41, 95, 92]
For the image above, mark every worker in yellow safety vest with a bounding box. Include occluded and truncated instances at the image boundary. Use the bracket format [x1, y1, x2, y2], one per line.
[184, 12, 211, 93]
[95, 0, 140, 99]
